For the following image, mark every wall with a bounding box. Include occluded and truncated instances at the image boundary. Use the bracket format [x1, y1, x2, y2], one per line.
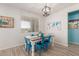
[44, 4, 79, 47]
[44, 9, 68, 47]
[0, 5, 42, 50]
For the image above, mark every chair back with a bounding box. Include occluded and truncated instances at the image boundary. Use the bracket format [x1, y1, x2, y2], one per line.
[24, 37, 31, 45]
[40, 33, 45, 47]
[50, 36, 53, 44]
[48, 35, 52, 42]
[44, 35, 53, 43]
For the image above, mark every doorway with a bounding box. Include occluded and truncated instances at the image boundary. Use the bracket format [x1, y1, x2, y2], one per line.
[68, 10, 79, 45]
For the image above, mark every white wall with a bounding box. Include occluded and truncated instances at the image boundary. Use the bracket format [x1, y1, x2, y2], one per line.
[67, 4, 79, 13]
[0, 5, 42, 50]
[44, 4, 79, 47]
[44, 10, 68, 47]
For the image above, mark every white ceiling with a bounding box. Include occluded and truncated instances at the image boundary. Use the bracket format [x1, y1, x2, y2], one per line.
[0, 3, 77, 16]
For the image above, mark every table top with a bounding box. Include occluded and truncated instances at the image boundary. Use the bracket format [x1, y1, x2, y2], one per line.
[25, 36, 41, 41]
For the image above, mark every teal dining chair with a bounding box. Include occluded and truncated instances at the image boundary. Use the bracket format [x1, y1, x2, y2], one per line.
[35, 32, 45, 55]
[24, 37, 32, 55]
[44, 35, 53, 50]
[36, 33, 53, 51]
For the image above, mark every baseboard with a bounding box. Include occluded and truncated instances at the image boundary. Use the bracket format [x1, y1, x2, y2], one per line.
[0, 43, 24, 50]
[69, 41, 79, 45]
[55, 41, 68, 47]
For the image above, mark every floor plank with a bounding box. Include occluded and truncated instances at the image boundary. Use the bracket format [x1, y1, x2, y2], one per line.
[0, 44, 79, 56]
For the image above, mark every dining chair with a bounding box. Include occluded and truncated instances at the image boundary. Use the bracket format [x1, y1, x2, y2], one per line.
[35, 33, 53, 55]
[44, 35, 52, 50]
[24, 37, 32, 55]
[35, 32, 45, 55]
[36, 33, 53, 51]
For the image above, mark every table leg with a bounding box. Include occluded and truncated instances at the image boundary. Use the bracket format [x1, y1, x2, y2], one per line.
[31, 42, 35, 56]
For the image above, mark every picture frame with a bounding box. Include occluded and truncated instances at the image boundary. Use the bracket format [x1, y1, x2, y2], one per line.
[68, 20, 79, 29]
[0, 16, 14, 28]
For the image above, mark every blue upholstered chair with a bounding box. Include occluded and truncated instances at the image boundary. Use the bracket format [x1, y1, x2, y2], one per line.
[36, 33, 53, 54]
[35, 32, 45, 55]
[44, 35, 53, 50]
[24, 37, 32, 55]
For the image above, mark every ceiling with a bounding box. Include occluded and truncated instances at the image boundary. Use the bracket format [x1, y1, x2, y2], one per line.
[0, 3, 77, 16]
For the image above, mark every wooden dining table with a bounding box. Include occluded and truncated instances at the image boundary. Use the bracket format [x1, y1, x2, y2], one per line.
[25, 36, 41, 56]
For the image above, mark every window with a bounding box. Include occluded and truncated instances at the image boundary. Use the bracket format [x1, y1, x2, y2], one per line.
[21, 20, 31, 29]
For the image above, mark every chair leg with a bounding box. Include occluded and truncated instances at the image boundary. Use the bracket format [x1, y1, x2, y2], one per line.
[27, 48, 31, 56]
[39, 50, 41, 56]
[38, 50, 41, 56]
[27, 49, 29, 55]
[43, 44, 49, 52]
[38, 49, 43, 56]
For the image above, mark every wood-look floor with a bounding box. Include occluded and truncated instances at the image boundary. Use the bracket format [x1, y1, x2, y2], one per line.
[0, 43, 79, 56]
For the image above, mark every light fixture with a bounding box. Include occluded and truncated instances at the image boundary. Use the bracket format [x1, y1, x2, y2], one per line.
[42, 4, 51, 17]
